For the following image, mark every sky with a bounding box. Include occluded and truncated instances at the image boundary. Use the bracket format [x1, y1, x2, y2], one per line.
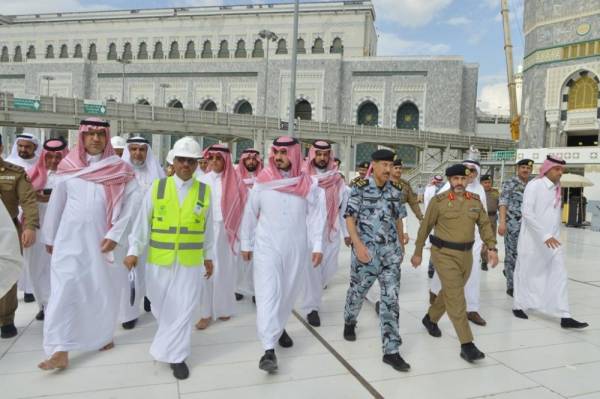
[1, 0, 525, 116]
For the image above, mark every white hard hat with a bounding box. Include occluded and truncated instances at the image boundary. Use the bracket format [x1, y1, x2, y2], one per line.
[111, 136, 126, 149]
[166, 149, 175, 165]
[171, 136, 201, 159]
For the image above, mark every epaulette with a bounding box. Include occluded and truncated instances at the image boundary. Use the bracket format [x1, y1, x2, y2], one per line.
[354, 177, 369, 188]
[468, 193, 480, 201]
[1, 161, 24, 173]
[390, 180, 402, 191]
[434, 192, 448, 201]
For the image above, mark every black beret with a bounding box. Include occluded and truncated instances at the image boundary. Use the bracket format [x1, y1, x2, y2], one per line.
[371, 149, 395, 162]
[445, 163, 470, 177]
[480, 174, 492, 182]
[357, 161, 370, 169]
[517, 158, 534, 167]
[393, 158, 403, 166]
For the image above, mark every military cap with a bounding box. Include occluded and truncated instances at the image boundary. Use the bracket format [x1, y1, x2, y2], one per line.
[357, 161, 370, 169]
[445, 163, 470, 177]
[517, 158, 534, 167]
[393, 157, 403, 166]
[371, 149, 395, 162]
[480, 174, 492, 182]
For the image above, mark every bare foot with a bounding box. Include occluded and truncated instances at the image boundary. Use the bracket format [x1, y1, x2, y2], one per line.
[195, 318, 211, 330]
[99, 341, 114, 351]
[218, 316, 231, 321]
[38, 352, 68, 370]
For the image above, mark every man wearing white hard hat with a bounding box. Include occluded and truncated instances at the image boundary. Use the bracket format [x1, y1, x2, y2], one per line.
[124, 136, 215, 380]
[110, 136, 126, 157]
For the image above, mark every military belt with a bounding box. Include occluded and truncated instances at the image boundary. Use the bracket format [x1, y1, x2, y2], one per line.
[487, 211, 497, 216]
[429, 235, 474, 251]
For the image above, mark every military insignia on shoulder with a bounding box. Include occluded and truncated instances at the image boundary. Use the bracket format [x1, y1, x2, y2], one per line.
[24, 174, 31, 183]
[470, 193, 480, 200]
[390, 180, 402, 191]
[4, 162, 23, 172]
[354, 178, 368, 188]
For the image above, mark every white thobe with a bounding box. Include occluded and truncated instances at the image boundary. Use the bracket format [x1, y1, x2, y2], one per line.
[236, 174, 257, 296]
[241, 178, 326, 350]
[128, 175, 214, 363]
[42, 155, 138, 356]
[0, 201, 22, 298]
[23, 172, 58, 310]
[198, 171, 238, 319]
[513, 177, 570, 318]
[302, 171, 349, 313]
[430, 181, 487, 312]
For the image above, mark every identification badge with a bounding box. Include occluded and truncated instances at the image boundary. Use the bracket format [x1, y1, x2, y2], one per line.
[194, 201, 204, 215]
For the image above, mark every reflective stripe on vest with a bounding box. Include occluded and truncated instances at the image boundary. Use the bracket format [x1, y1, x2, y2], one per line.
[148, 177, 211, 267]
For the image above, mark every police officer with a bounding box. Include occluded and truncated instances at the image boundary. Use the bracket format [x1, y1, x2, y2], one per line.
[349, 161, 369, 187]
[0, 134, 39, 339]
[480, 174, 499, 271]
[391, 158, 424, 221]
[411, 164, 498, 363]
[498, 159, 533, 297]
[343, 149, 410, 372]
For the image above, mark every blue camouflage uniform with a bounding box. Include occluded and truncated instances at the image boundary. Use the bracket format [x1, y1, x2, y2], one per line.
[499, 176, 530, 291]
[343, 176, 407, 355]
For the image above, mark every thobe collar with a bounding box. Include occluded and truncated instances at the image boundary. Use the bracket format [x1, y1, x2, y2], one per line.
[86, 153, 102, 164]
[280, 170, 291, 178]
[542, 176, 557, 190]
[174, 174, 194, 190]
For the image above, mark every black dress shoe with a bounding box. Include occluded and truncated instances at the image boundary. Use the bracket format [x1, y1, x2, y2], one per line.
[170, 361, 189, 380]
[122, 318, 138, 330]
[259, 349, 278, 373]
[343, 323, 356, 341]
[382, 353, 411, 372]
[512, 309, 528, 319]
[375, 301, 380, 315]
[278, 330, 293, 348]
[561, 318, 589, 329]
[235, 293, 244, 301]
[144, 296, 152, 312]
[460, 342, 485, 363]
[307, 310, 321, 327]
[35, 310, 45, 321]
[0, 324, 17, 339]
[506, 289, 513, 297]
[23, 293, 35, 303]
[422, 314, 442, 337]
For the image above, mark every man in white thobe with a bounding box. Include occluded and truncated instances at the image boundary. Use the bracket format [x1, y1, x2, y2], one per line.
[196, 144, 248, 330]
[241, 136, 326, 373]
[512, 155, 588, 329]
[124, 136, 215, 380]
[0, 201, 22, 300]
[301, 140, 349, 327]
[111, 136, 126, 157]
[38, 118, 137, 371]
[117, 136, 165, 329]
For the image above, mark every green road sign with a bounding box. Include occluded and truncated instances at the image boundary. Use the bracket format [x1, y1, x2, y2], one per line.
[14, 98, 41, 111]
[83, 100, 107, 115]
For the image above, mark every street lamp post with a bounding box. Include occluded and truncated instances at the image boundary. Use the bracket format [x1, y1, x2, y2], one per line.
[42, 75, 55, 96]
[287, 0, 300, 138]
[259, 29, 278, 117]
[116, 58, 131, 103]
[157, 83, 171, 161]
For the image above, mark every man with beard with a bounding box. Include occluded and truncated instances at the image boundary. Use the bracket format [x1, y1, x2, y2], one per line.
[343, 149, 410, 372]
[24, 138, 69, 321]
[412, 164, 498, 363]
[423, 175, 445, 280]
[38, 118, 137, 370]
[235, 148, 263, 301]
[118, 136, 165, 328]
[195, 144, 248, 330]
[302, 140, 350, 327]
[196, 155, 209, 177]
[240, 136, 326, 373]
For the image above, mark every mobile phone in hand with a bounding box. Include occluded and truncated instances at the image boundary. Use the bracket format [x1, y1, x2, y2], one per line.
[42, 188, 53, 195]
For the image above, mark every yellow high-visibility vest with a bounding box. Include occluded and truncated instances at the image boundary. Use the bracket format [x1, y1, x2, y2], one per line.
[148, 177, 211, 267]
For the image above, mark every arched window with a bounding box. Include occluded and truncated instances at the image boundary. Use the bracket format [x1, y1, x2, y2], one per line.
[88, 43, 97, 61]
[200, 100, 217, 111]
[73, 44, 83, 58]
[107, 43, 117, 60]
[137, 98, 151, 105]
[153, 42, 163, 59]
[201, 40, 212, 58]
[46, 45, 54, 59]
[26, 45, 35, 59]
[297, 38, 306, 54]
[185, 41, 196, 59]
[252, 39, 264, 58]
[169, 41, 180, 59]
[1, 46, 9, 62]
[167, 99, 183, 108]
[59, 44, 68, 58]
[234, 100, 252, 114]
[357, 101, 378, 126]
[122, 42, 132, 61]
[295, 100, 312, 120]
[330, 37, 343, 54]
[218, 40, 229, 58]
[276, 39, 287, 55]
[312, 38, 324, 54]
[568, 75, 599, 110]
[137, 42, 148, 60]
[13, 46, 22, 62]
[396, 102, 419, 130]
[235, 40, 247, 58]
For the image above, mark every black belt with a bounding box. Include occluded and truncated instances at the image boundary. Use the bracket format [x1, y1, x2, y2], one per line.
[429, 235, 474, 251]
[487, 211, 497, 216]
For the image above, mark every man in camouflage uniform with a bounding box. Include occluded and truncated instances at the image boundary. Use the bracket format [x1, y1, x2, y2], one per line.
[498, 159, 533, 297]
[343, 149, 410, 372]
[480, 174, 499, 271]
[349, 161, 369, 187]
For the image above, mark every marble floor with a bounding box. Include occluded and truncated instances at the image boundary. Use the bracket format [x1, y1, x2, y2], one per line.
[2, 214, 600, 399]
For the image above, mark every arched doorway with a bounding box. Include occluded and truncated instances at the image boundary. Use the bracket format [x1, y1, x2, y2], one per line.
[234, 100, 252, 115]
[167, 99, 183, 108]
[295, 100, 312, 120]
[396, 102, 419, 130]
[562, 70, 599, 147]
[200, 100, 217, 111]
[137, 98, 150, 106]
[357, 101, 378, 126]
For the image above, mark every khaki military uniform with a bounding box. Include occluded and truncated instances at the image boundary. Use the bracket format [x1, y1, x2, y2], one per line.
[414, 190, 496, 343]
[0, 158, 39, 327]
[397, 178, 423, 221]
[481, 188, 500, 264]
